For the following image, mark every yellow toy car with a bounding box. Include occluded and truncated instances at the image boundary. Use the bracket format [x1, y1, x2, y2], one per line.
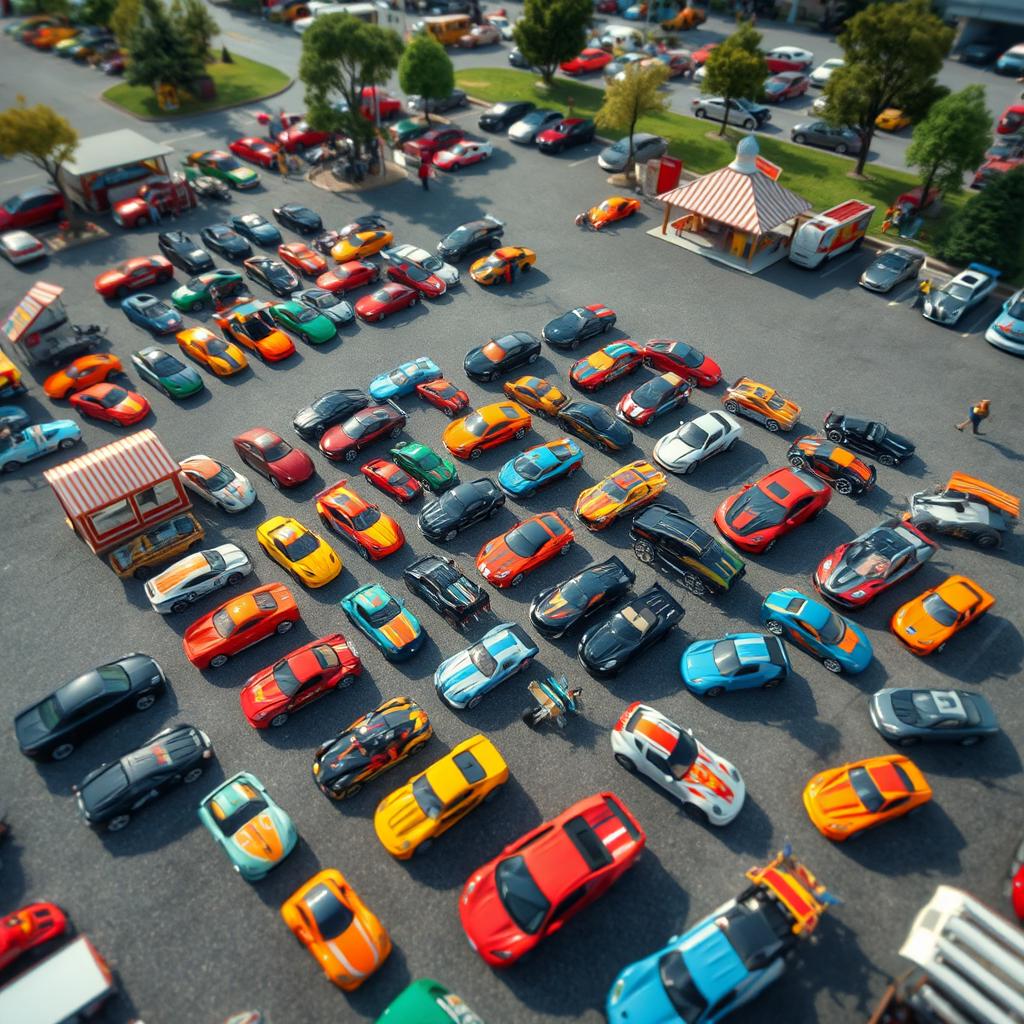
[373, 735, 508, 859]
[469, 246, 536, 286]
[176, 327, 248, 377]
[875, 108, 911, 131]
[574, 459, 667, 531]
[503, 375, 569, 417]
[256, 515, 341, 588]
[722, 377, 801, 433]
[330, 229, 394, 263]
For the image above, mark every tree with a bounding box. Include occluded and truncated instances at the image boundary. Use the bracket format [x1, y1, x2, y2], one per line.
[110, 0, 142, 45]
[823, 0, 954, 176]
[172, 0, 219, 63]
[398, 33, 453, 128]
[936, 168, 1024, 278]
[700, 22, 766, 137]
[79, 0, 118, 26]
[125, 0, 205, 93]
[906, 85, 991, 208]
[595, 61, 670, 178]
[299, 12, 403, 162]
[513, 0, 592, 88]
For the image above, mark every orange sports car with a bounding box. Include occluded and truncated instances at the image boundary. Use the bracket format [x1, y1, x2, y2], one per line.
[722, 377, 801, 433]
[476, 510, 574, 588]
[573, 459, 667, 531]
[503, 375, 569, 417]
[442, 401, 532, 460]
[890, 575, 995, 655]
[280, 869, 391, 990]
[331, 229, 394, 263]
[315, 480, 405, 560]
[803, 754, 931, 842]
[578, 195, 641, 230]
[278, 241, 328, 278]
[215, 300, 296, 362]
[177, 326, 248, 376]
[43, 353, 123, 399]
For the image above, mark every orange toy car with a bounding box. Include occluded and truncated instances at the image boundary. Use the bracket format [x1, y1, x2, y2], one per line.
[315, 479, 405, 560]
[278, 241, 328, 278]
[43, 353, 123, 399]
[177, 326, 248, 376]
[803, 754, 931, 841]
[215, 300, 296, 362]
[280, 869, 391, 990]
[477, 510, 574, 587]
[442, 401, 532, 460]
[574, 459, 667, 531]
[503, 375, 568, 417]
[890, 575, 995, 655]
[722, 377, 801, 433]
[577, 195, 641, 230]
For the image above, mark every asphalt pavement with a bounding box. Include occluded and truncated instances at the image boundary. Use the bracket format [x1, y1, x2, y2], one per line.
[1, 33, 1024, 1024]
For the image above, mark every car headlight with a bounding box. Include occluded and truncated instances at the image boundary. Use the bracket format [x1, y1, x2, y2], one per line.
[610, 979, 626, 1004]
[255, 710, 268, 720]
[750, 534, 764, 544]
[465, 878, 479, 897]
[491, 950, 513, 960]
[821, 558, 832, 571]
[850, 589, 866, 599]
[881, 722, 900, 733]
[603, 659, 620, 669]
[829, 823, 850, 832]
[495, 569, 510, 579]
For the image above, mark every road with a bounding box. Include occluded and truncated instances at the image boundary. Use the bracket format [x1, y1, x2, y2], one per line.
[1, 32, 1023, 1024]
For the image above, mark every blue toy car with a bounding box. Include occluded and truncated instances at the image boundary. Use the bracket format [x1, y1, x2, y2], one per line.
[0, 405, 31, 431]
[121, 292, 184, 335]
[760, 588, 872, 675]
[681, 633, 791, 696]
[434, 622, 539, 709]
[368, 357, 442, 401]
[497, 437, 584, 497]
[0, 420, 81, 472]
[340, 582, 424, 661]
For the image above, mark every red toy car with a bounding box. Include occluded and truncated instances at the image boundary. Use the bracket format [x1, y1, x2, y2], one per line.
[403, 127, 466, 162]
[1012, 837, 1024, 921]
[763, 71, 810, 102]
[317, 260, 380, 293]
[561, 47, 614, 75]
[0, 902, 69, 971]
[0, 187, 64, 232]
[360, 86, 401, 120]
[459, 791, 645, 966]
[569, 340, 644, 392]
[240, 633, 362, 728]
[319, 402, 407, 462]
[354, 283, 421, 323]
[432, 141, 493, 171]
[416, 377, 470, 417]
[714, 467, 831, 554]
[93, 255, 174, 299]
[278, 241, 328, 277]
[615, 372, 691, 426]
[183, 582, 300, 670]
[277, 121, 330, 152]
[229, 136, 281, 169]
[476, 511, 573, 588]
[384, 260, 446, 298]
[691, 42, 719, 66]
[314, 479, 405, 559]
[70, 383, 150, 426]
[233, 427, 315, 488]
[642, 339, 721, 387]
[360, 458, 423, 503]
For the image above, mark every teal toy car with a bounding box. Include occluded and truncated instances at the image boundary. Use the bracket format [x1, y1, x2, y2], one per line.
[197, 771, 297, 881]
[130, 346, 204, 399]
[341, 582, 425, 661]
[377, 979, 486, 1023]
[390, 440, 459, 494]
[170, 269, 244, 312]
[270, 300, 335, 345]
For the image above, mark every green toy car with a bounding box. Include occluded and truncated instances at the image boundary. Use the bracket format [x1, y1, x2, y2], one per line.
[390, 118, 429, 146]
[130, 346, 204, 399]
[184, 150, 259, 190]
[197, 771, 297, 881]
[391, 440, 459, 494]
[171, 269, 244, 312]
[376, 979, 485, 1024]
[270, 300, 335, 345]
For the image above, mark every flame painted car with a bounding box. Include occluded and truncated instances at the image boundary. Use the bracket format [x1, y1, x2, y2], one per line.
[803, 754, 931, 841]
[360, 459, 422, 504]
[317, 259, 380, 294]
[0, 903, 69, 972]
[341, 583, 424, 661]
[575, 460, 667, 531]
[434, 623, 539, 710]
[0, 420, 82, 473]
[229, 136, 281, 169]
[503, 375, 568, 418]
[170, 268, 245, 312]
[570, 340, 644, 392]
[616, 372, 691, 426]
[179, 455, 256, 512]
[94, 255, 174, 299]
[578, 196, 641, 231]
[278, 241, 328, 277]
[391, 440, 458, 494]
[922, 262, 1001, 326]
[216, 301, 296, 362]
[185, 150, 259, 189]
[476, 511, 573, 587]
[541, 304, 618, 350]
[369, 357, 442, 401]
[256, 516, 341, 588]
[530, 556, 635, 639]
[443, 402, 532, 461]
[198, 772, 297, 880]
[319, 402, 407, 462]
[417, 377, 470, 417]
[557, 400, 633, 452]
[269, 300, 335, 345]
[469, 246, 536, 286]
[681, 633, 791, 697]
[144, 544, 253, 614]
[355, 283, 420, 323]
[234, 428, 315, 488]
[890, 575, 994, 655]
[786, 435, 875, 496]
[315, 480, 405, 560]
[498, 437, 584, 497]
[404, 554, 490, 628]
[331, 229, 394, 263]
[70, 383, 149, 426]
[722, 377, 800, 432]
[642, 339, 722, 388]
[374, 735, 508, 858]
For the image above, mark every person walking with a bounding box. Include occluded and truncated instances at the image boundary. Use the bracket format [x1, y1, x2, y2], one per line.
[956, 399, 991, 435]
[912, 277, 932, 309]
[418, 159, 431, 191]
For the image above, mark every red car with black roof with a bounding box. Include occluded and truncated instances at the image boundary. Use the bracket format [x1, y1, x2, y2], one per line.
[403, 126, 466, 163]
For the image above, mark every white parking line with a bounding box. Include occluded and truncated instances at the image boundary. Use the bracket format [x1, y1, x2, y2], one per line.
[568, 157, 592, 167]
[819, 254, 862, 278]
[0, 172, 44, 187]
[960, 309, 993, 338]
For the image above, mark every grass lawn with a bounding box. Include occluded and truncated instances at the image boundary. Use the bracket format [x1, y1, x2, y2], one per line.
[104, 54, 291, 119]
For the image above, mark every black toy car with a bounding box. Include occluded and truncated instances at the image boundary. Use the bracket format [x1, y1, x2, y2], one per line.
[157, 231, 214, 274]
[243, 255, 300, 297]
[293, 389, 370, 442]
[272, 203, 323, 235]
[189, 175, 231, 201]
[823, 411, 915, 467]
[74, 723, 213, 831]
[436, 215, 504, 262]
[478, 100, 536, 132]
[541, 305, 617, 350]
[199, 223, 252, 260]
[14, 654, 167, 762]
[536, 117, 596, 154]
[786, 435, 876, 496]
[418, 478, 505, 542]
[230, 212, 282, 247]
[403, 554, 490, 628]
[556, 400, 633, 452]
[530, 556, 635, 639]
[577, 584, 683, 677]
[464, 331, 542, 383]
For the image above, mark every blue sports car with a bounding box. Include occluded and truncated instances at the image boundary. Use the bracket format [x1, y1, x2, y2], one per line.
[984, 287, 1024, 355]
[368, 357, 442, 401]
[340, 582, 424, 661]
[0, 406, 31, 431]
[760, 588, 872, 675]
[497, 437, 584, 497]
[0, 420, 81, 472]
[434, 622, 539, 709]
[680, 633, 791, 696]
[121, 293, 184, 335]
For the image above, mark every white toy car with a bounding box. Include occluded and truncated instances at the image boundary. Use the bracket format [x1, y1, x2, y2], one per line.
[923, 263, 1001, 326]
[653, 411, 742, 474]
[610, 701, 746, 825]
[144, 544, 253, 614]
[179, 454, 256, 512]
[1, 230, 45, 265]
[809, 57, 843, 86]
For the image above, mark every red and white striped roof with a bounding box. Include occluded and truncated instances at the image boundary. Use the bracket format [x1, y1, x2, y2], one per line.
[4, 281, 64, 344]
[44, 429, 178, 517]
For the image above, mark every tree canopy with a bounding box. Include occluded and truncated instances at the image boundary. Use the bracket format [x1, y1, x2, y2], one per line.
[936, 168, 1024, 277]
[125, 0, 205, 92]
[79, 0, 118, 26]
[171, 0, 219, 62]
[513, 0, 593, 87]
[398, 33, 454, 127]
[596, 61, 670, 176]
[700, 21, 766, 137]
[110, 0, 142, 45]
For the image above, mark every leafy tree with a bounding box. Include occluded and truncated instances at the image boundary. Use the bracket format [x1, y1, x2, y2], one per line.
[299, 12, 403, 162]
[513, 0, 593, 88]
[595, 61, 670, 178]
[398, 33, 453, 127]
[110, 0, 142, 45]
[172, 0, 219, 62]
[37, 0, 71, 17]
[125, 0, 205, 93]
[906, 85, 991, 208]
[700, 21, 766, 137]
[79, 0, 118, 25]
[823, 0, 954, 175]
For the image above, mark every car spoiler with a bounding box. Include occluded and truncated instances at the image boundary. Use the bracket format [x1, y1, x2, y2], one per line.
[967, 262, 1001, 279]
[313, 479, 347, 503]
[746, 847, 836, 937]
[943, 473, 1019, 519]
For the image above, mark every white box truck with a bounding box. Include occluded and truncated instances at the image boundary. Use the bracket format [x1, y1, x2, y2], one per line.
[789, 199, 875, 268]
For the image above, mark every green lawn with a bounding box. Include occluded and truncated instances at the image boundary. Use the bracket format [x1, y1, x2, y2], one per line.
[104, 54, 291, 119]
[456, 68, 966, 254]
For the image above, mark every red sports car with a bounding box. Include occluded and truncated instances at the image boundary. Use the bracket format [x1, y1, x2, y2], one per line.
[385, 260, 446, 298]
[561, 47, 614, 75]
[278, 241, 328, 277]
[476, 511, 573, 588]
[459, 791, 645, 966]
[416, 377, 470, 417]
[317, 260, 380, 293]
[354, 283, 420, 323]
[183, 582, 300, 670]
[691, 42, 719, 66]
[404, 127, 466, 162]
[432, 141, 493, 171]
[94, 255, 173, 299]
[277, 121, 330, 153]
[0, 187, 64, 232]
[240, 633, 362, 728]
[229, 136, 281, 169]
[642, 339, 721, 387]
[569, 340, 644, 392]
[615, 371, 691, 426]
[764, 71, 810, 102]
[314, 479, 405, 559]
[69, 382, 150, 426]
[714, 467, 831, 554]
[0, 902, 69, 971]
[319, 403, 407, 462]
[360, 458, 423, 503]
[233, 427, 315, 488]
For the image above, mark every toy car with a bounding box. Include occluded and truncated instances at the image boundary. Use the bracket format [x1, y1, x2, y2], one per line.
[144, 544, 253, 614]
[331, 229, 392, 262]
[433, 141, 493, 171]
[418, 478, 505, 543]
[186, 150, 259, 189]
[340, 583, 424, 661]
[403, 555, 490, 628]
[578, 195, 641, 233]
[858, 245, 926, 293]
[0, 229, 45, 265]
[94, 255, 174, 299]
[642, 339, 722, 387]
[131, 346, 204, 399]
[681, 633, 791, 697]
[870, 688, 999, 747]
[502, 376, 568, 419]
[70, 383, 149, 426]
[0, 903, 69, 971]
[44, 353, 124, 399]
[256, 515, 342, 588]
[272, 203, 323, 234]
[291, 287, 354, 326]
[377, 980, 484, 1024]
[383, 258, 447, 299]
[530, 556, 635, 639]
[557, 400, 633, 452]
[443, 402, 532, 460]
[464, 332, 542, 382]
[541, 304, 617, 349]
[244, 256, 300, 298]
[469, 246, 536, 286]
[787, 435, 876, 496]
[653, 410, 742, 474]
[536, 118, 596, 153]
[890, 575, 994, 655]
[315, 480, 405, 560]
[158, 231, 214, 274]
[498, 437, 584, 497]
[229, 136, 280, 169]
[416, 377, 470, 418]
[823, 410, 914, 466]
[0, 420, 81, 473]
[907, 473, 1018, 548]
[369, 358, 442, 401]
[170, 269, 245, 312]
[434, 622, 538, 710]
[200, 223, 251, 260]
[985, 287, 1024, 354]
[354, 283, 420, 322]
[319, 402, 406, 462]
[179, 455, 256, 512]
[390, 440, 458, 494]
[231, 212, 282, 247]
[476, 511, 573, 587]
[278, 241, 327, 277]
[120, 293, 183, 335]
[381, 243, 459, 289]
[570, 340, 644, 392]
[317, 259, 380, 294]
[575, 460, 667, 531]
[922, 263, 1001, 325]
[436, 215, 504, 261]
[269, 300, 335, 345]
[234, 427, 314, 487]
[616, 372, 691, 426]
[292, 388, 369, 442]
[764, 70, 809, 101]
[875, 107, 911, 131]
[722, 377, 800, 432]
[360, 458, 422, 504]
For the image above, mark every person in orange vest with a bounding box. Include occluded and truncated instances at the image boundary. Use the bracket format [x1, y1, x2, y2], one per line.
[956, 399, 991, 435]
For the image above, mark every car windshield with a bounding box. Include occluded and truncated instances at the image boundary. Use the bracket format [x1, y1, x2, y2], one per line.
[308, 292, 334, 309]
[213, 608, 237, 638]
[289, 306, 316, 322]
[505, 520, 549, 557]
[146, 301, 172, 318]
[269, 266, 293, 283]
[281, 527, 317, 561]
[878, 253, 908, 271]
[445, 226, 473, 245]
[212, 155, 242, 170]
[418, 253, 443, 271]
[817, 610, 846, 645]
[946, 283, 973, 301]
[558, 579, 593, 610]
[36, 696, 62, 729]
[468, 642, 497, 676]
[712, 641, 740, 675]
[364, 597, 400, 628]
[242, 317, 274, 340]
[844, 535, 896, 579]
[388, 369, 409, 386]
[461, 412, 488, 438]
[271, 657, 304, 696]
[412, 775, 443, 819]
[922, 592, 959, 626]
[765, 393, 786, 410]
[261, 440, 290, 461]
[514, 454, 546, 481]
[1006, 298, 1024, 319]
[203, 464, 235, 490]
[659, 951, 709, 1020]
[211, 794, 267, 835]
[848, 766, 884, 813]
[350, 505, 380, 531]
[306, 884, 353, 940]
[495, 856, 550, 934]
[149, 353, 182, 375]
[676, 421, 708, 448]
[99, 387, 129, 408]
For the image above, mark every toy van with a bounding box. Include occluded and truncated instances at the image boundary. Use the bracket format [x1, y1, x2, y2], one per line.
[789, 199, 875, 269]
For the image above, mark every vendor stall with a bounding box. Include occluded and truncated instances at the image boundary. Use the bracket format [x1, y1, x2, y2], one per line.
[3, 281, 72, 367]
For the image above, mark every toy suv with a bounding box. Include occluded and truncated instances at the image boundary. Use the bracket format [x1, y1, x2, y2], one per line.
[908, 473, 1019, 548]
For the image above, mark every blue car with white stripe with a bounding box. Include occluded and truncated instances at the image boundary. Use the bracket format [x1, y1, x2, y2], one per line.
[497, 437, 584, 497]
[120, 293, 184, 335]
[680, 633, 790, 697]
[434, 622, 539, 709]
[368, 357, 442, 401]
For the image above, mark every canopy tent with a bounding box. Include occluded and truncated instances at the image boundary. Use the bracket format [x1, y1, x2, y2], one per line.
[3, 281, 65, 346]
[61, 130, 174, 177]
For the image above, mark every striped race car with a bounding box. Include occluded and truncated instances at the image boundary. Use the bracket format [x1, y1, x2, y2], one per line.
[569, 340, 644, 392]
[340, 583, 424, 661]
[433, 622, 539, 710]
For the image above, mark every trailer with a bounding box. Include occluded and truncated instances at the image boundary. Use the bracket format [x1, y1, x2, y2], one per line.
[2, 281, 97, 369]
[789, 199, 875, 269]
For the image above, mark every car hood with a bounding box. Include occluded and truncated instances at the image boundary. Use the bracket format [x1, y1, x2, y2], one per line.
[230, 809, 291, 864]
[94, 270, 125, 290]
[184, 614, 221, 653]
[681, 640, 718, 681]
[375, 789, 431, 846]
[377, 610, 421, 650]
[806, 771, 863, 820]
[580, 623, 633, 666]
[461, 872, 524, 955]
[924, 292, 964, 321]
[653, 431, 698, 466]
[576, 487, 621, 522]
[881, 432, 915, 456]
[723, 489, 782, 533]
[532, 586, 585, 631]
[269, 448, 312, 481]
[861, 265, 899, 289]
[497, 461, 531, 493]
[435, 649, 486, 697]
[891, 601, 944, 644]
[543, 315, 580, 342]
[607, 955, 679, 1024]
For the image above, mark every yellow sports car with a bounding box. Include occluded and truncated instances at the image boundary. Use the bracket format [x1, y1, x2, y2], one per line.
[176, 327, 248, 377]
[372, 735, 508, 859]
[875, 108, 911, 132]
[469, 246, 536, 286]
[330, 229, 394, 263]
[256, 515, 341, 588]
[574, 459, 667, 531]
[503, 375, 568, 417]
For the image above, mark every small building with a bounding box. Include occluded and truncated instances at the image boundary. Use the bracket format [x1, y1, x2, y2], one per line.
[2, 281, 70, 367]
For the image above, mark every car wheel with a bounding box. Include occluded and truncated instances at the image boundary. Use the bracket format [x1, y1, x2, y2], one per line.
[704, 686, 725, 698]
[510, 572, 524, 587]
[695, 108, 707, 119]
[107, 814, 131, 832]
[822, 657, 843, 674]
[723, 400, 739, 413]
[337, 672, 357, 690]
[614, 753, 638, 773]
[466, 695, 483, 710]
[210, 654, 229, 668]
[762, 678, 781, 689]
[826, 429, 843, 443]
[170, 599, 191, 614]
[51, 742, 75, 761]
[793, 133, 806, 144]
[975, 531, 999, 548]
[682, 573, 707, 597]
[2, 460, 21, 473]
[183, 767, 204, 784]
[835, 478, 852, 495]
[743, 118, 756, 130]
[58, 436, 80, 451]
[344, 449, 358, 462]
[358, 544, 370, 560]
[835, 143, 848, 155]
[879, 454, 896, 467]
[226, 572, 245, 587]
[633, 539, 656, 564]
[469, 448, 482, 460]
[276, 620, 294, 635]
[559, 542, 572, 555]
[762, 539, 776, 552]
[684, 460, 698, 475]
[764, 419, 780, 433]
[765, 619, 785, 636]
[788, 455, 804, 469]
[116, 286, 129, 299]
[270, 476, 282, 490]
[270, 713, 289, 728]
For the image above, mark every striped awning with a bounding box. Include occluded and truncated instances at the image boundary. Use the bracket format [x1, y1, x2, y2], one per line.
[658, 165, 811, 234]
[4, 281, 64, 344]
[44, 429, 178, 517]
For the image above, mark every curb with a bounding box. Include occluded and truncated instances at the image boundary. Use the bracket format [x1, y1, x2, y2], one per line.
[101, 75, 295, 123]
